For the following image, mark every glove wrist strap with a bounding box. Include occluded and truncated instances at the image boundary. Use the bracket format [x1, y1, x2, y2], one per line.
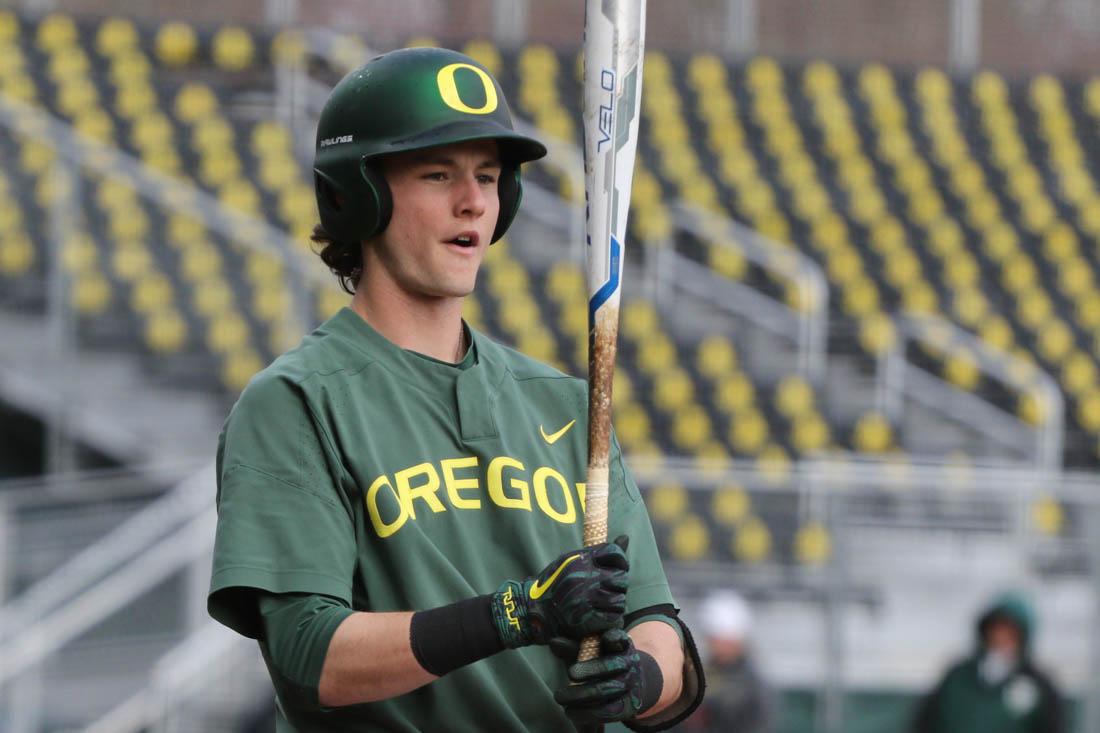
[409, 595, 503, 677]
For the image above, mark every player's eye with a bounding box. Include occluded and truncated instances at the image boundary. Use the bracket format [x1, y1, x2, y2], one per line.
[422, 171, 447, 181]
[477, 173, 498, 185]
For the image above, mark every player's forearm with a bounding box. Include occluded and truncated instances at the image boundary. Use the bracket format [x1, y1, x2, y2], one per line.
[318, 611, 436, 706]
[629, 620, 685, 719]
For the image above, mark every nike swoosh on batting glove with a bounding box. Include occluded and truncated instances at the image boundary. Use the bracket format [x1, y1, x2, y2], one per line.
[490, 535, 630, 649]
[551, 627, 663, 725]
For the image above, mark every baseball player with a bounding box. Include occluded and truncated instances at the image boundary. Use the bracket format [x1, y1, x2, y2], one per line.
[208, 47, 704, 732]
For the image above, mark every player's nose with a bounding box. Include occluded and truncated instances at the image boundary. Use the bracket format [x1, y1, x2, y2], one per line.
[454, 172, 488, 219]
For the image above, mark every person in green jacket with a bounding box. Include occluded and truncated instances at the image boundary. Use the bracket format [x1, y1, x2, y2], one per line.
[911, 592, 1065, 733]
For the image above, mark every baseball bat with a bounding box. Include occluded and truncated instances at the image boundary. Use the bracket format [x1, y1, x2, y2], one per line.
[580, 0, 646, 669]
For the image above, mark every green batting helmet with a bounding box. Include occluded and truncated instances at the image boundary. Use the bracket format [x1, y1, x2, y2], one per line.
[313, 47, 547, 245]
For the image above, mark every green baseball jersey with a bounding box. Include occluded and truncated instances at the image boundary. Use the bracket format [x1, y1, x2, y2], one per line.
[209, 307, 676, 733]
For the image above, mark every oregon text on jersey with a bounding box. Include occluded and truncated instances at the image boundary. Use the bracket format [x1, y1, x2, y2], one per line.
[364, 455, 587, 538]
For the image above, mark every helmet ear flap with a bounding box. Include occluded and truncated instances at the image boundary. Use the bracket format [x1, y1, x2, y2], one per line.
[492, 162, 522, 243]
[313, 157, 393, 246]
[359, 159, 392, 240]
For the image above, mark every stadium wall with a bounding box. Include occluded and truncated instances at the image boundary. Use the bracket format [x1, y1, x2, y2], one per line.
[13, 0, 1100, 76]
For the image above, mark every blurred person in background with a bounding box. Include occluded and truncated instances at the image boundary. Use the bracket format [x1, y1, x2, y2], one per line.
[911, 591, 1064, 733]
[684, 590, 775, 732]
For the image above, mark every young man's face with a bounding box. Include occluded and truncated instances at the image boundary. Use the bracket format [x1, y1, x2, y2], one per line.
[367, 139, 502, 301]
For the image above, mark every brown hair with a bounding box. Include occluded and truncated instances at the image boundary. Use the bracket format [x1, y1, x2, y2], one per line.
[311, 223, 362, 295]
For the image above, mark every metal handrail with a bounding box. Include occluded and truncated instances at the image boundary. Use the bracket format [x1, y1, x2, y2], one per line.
[0, 498, 216, 687]
[671, 202, 829, 384]
[875, 313, 1065, 471]
[0, 464, 214, 649]
[82, 621, 258, 733]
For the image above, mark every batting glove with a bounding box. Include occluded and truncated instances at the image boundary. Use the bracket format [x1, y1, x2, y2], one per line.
[490, 535, 630, 648]
[550, 626, 664, 725]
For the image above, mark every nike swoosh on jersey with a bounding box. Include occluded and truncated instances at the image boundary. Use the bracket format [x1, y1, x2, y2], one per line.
[530, 554, 582, 599]
[539, 419, 576, 445]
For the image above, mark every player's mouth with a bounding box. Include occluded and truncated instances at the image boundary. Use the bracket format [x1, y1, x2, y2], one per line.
[445, 231, 480, 249]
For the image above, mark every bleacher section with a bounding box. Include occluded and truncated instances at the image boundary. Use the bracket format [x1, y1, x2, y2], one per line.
[3, 10, 1099, 570]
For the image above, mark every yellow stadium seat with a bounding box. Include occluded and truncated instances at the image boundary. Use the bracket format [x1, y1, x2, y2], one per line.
[222, 348, 264, 392]
[316, 287, 347, 320]
[192, 277, 233, 316]
[330, 34, 368, 70]
[795, 522, 832, 565]
[174, 83, 219, 124]
[61, 232, 98, 272]
[546, 263, 585, 304]
[220, 180, 261, 214]
[653, 369, 695, 411]
[259, 155, 301, 191]
[669, 515, 710, 561]
[977, 314, 1014, 351]
[462, 40, 501, 77]
[75, 109, 115, 143]
[715, 372, 756, 414]
[207, 311, 251, 354]
[775, 375, 814, 417]
[56, 80, 100, 118]
[712, 484, 750, 526]
[36, 13, 77, 53]
[156, 22, 198, 67]
[648, 481, 688, 523]
[853, 412, 893, 453]
[251, 120, 292, 157]
[791, 413, 831, 453]
[841, 277, 880, 317]
[614, 401, 652, 447]
[671, 405, 712, 451]
[110, 51, 152, 85]
[96, 17, 138, 57]
[144, 308, 188, 353]
[271, 29, 307, 65]
[0, 10, 19, 42]
[696, 335, 737, 378]
[1030, 494, 1064, 535]
[72, 273, 112, 314]
[636, 335, 678, 374]
[1078, 386, 1100, 432]
[729, 410, 769, 454]
[0, 233, 34, 276]
[1061, 351, 1096, 395]
[130, 272, 175, 314]
[859, 313, 897, 355]
[757, 443, 792, 484]
[1037, 319, 1073, 364]
[620, 300, 659, 341]
[733, 516, 772, 563]
[1016, 289, 1053, 330]
[213, 26, 255, 71]
[944, 351, 980, 391]
[115, 84, 158, 120]
[111, 243, 153, 282]
[498, 296, 539, 334]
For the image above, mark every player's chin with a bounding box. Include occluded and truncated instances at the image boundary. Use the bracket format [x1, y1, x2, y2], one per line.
[426, 276, 477, 299]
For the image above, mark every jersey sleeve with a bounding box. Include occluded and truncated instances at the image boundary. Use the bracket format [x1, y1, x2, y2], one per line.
[209, 373, 358, 639]
[607, 430, 676, 616]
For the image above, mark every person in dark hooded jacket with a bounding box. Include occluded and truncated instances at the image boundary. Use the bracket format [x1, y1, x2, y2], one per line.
[911, 592, 1065, 733]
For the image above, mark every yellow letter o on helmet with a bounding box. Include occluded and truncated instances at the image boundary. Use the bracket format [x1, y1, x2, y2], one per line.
[436, 62, 499, 115]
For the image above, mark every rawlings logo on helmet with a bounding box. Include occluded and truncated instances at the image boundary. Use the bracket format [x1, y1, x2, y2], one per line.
[320, 135, 354, 148]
